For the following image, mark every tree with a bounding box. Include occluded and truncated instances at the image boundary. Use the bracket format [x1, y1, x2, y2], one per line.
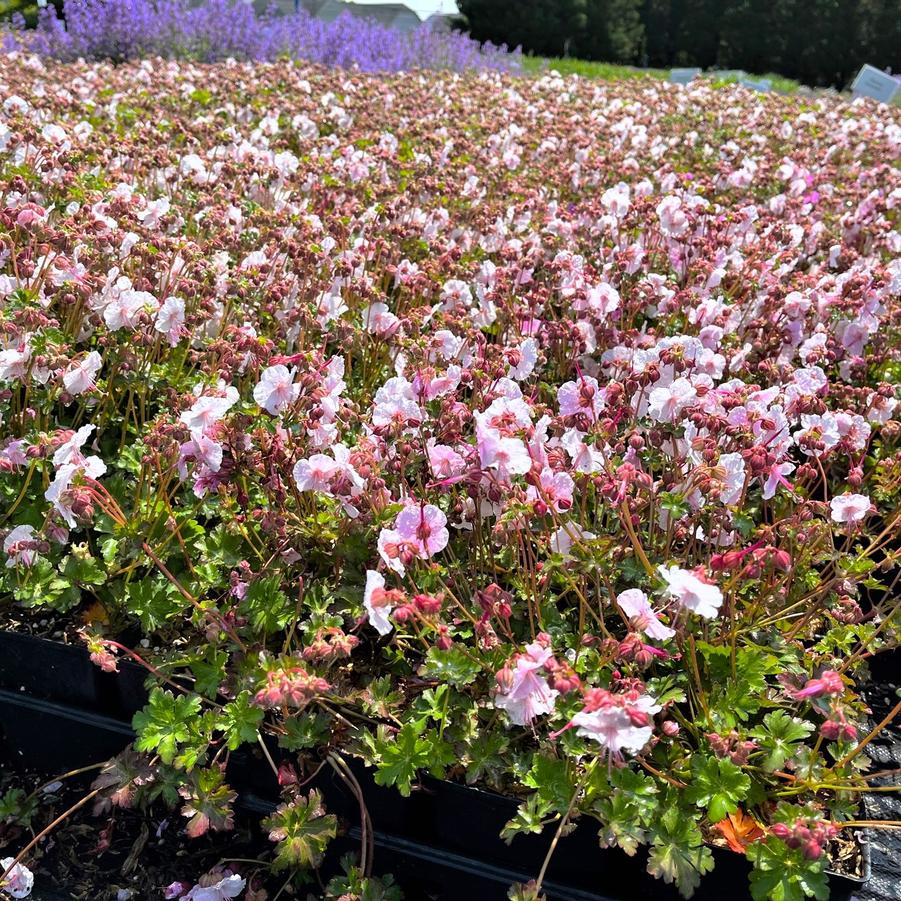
[579, 0, 646, 64]
[672, 0, 723, 68]
[456, 0, 589, 58]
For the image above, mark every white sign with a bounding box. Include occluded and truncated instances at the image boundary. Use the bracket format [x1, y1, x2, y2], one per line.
[851, 65, 900, 104]
[670, 68, 701, 85]
[740, 78, 772, 93]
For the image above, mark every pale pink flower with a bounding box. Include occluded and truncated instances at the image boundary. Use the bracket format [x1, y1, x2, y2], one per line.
[103, 289, 156, 330]
[648, 377, 697, 423]
[570, 690, 660, 756]
[45, 459, 104, 527]
[762, 461, 795, 500]
[427, 442, 467, 479]
[829, 493, 871, 524]
[507, 337, 539, 381]
[549, 522, 595, 557]
[475, 395, 533, 433]
[179, 388, 239, 434]
[494, 642, 558, 726]
[658, 565, 723, 619]
[377, 502, 448, 576]
[560, 428, 605, 473]
[477, 427, 531, 482]
[362, 302, 401, 337]
[180, 874, 245, 901]
[0, 440, 28, 468]
[0, 857, 33, 899]
[834, 412, 871, 452]
[293, 454, 342, 492]
[439, 278, 472, 311]
[601, 181, 630, 218]
[716, 452, 746, 505]
[395, 503, 448, 558]
[656, 195, 689, 237]
[584, 282, 620, 318]
[292, 445, 363, 514]
[371, 377, 423, 428]
[62, 351, 102, 395]
[253, 365, 300, 416]
[527, 468, 574, 512]
[53, 424, 96, 467]
[155, 297, 186, 347]
[136, 196, 170, 229]
[0, 341, 31, 382]
[4, 525, 39, 569]
[616, 589, 675, 641]
[557, 376, 604, 421]
[363, 569, 394, 636]
[178, 433, 224, 479]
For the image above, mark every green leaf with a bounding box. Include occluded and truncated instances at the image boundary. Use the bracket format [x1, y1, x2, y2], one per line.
[523, 754, 575, 810]
[750, 712, 815, 773]
[179, 767, 237, 838]
[62, 546, 106, 586]
[280, 710, 332, 751]
[240, 575, 294, 634]
[372, 723, 433, 797]
[126, 579, 184, 631]
[263, 790, 337, 871]
[590, 768, 659, 856]
[191, 649, 228, 699]
[749, 839, 829, 901]
[684, 756, 751, 823]
[647, 795, 715, 898]
[647, 835, 714, 899]
[501, 793, 553, 843]
[133, 689, 202, 766]
[419, 647, 481, 688]
[465, 730, 509, 786]
[219, 692, 264, 751]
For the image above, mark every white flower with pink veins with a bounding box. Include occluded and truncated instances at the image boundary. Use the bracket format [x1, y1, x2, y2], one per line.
[155, 297, 186, 347]
[557, 375, 604, 422]
[62, 351, 103, 396]
[45, 457, 107, 527]
[648, 377, 697, 424]
[103, 288, 157, 331]
[180, 874, 245, 901]
[179, 387, 239, 435]
[829, 493, 871, 524]
[53, 424, 97, 467]
[253, 365, 300, 416]
[570, 691, 661, 756]
[3, 525, 39, 569]
[0, 340, 31, 382]
[616, 589, 675, 641]
[656, 195, 690, 238]
[363, 569, 394, 636]
[658, 565, 723, 619]
[477, 426, 531, 482]
[0, 856, 34, 898]
[292, 444, 364, 515]
[494, 642, 558, 726]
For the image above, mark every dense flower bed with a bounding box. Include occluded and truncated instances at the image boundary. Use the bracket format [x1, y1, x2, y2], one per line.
[0, 51, 900, 900]
[2, 0, 519, 72]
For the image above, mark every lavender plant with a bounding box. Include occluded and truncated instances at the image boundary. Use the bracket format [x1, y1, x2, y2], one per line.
[4, 0, 519, 72]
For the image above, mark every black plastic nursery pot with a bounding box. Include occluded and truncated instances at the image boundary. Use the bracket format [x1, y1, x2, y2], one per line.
[0, 629, 148, 720]
[0, 629, 878, 901]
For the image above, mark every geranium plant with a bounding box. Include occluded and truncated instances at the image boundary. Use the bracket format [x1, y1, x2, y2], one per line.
[0, 46, 899, 900]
